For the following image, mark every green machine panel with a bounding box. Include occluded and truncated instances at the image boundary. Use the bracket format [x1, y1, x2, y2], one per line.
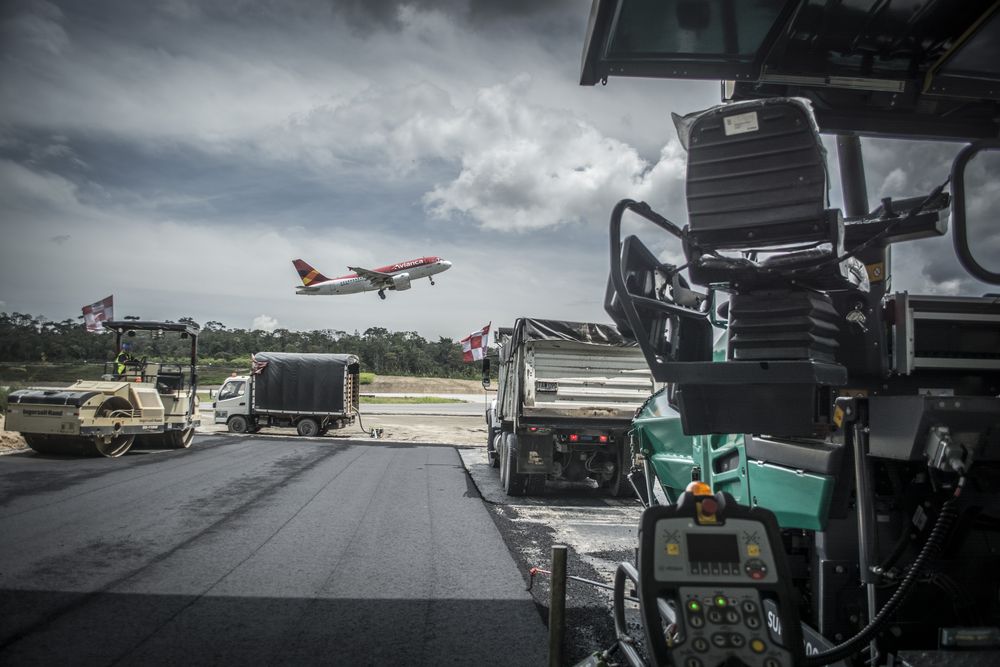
[746, 461, 833, 531]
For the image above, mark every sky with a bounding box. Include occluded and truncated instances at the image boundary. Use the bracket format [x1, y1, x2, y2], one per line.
[1, 0, 997, 341]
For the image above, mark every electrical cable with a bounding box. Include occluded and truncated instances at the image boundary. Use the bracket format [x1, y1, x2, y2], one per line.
[774, 178, 950, 280]
[803, 477, 965, 666]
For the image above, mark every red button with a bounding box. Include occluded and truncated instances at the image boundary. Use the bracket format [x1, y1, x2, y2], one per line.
[700, 498, 718, 516]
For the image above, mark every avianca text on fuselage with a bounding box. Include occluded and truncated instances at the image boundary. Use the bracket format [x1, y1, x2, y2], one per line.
[292, 256, 452, 300]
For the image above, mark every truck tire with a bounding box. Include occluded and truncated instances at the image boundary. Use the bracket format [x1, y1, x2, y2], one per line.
[609, 441, 648, 501]
[486, 426, 500, 467]
[498, 432, 510, 487]
[228, 415, 249, 434]
[503, 433, 529, 497]
[297, 418, 320, 437]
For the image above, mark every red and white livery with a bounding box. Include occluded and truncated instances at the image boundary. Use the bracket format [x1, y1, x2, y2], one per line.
[293, 256, 452, 300]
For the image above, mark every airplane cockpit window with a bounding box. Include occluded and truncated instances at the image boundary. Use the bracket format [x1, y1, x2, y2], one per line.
[218, 380, 245, 401]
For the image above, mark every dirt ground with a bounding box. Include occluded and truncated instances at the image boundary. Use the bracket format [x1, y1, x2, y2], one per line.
[366, 375, 485, 394]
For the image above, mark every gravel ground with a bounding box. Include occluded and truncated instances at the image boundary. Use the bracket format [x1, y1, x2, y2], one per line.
[0, 416, 26, 453]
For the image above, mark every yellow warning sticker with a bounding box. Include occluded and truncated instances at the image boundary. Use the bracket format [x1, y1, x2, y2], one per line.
[747, 544, 760, 557]
[833, 405, 845, 429]
[667, 543, 680, 556]
[866, 262, 885, 283]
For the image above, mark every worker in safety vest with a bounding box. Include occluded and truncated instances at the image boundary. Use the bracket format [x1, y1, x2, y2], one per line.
[115, 344, 133, 377]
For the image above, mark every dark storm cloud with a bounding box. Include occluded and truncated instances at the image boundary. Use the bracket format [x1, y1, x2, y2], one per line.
[41, 0, 584, 35]
[858, 137, 1000, 295]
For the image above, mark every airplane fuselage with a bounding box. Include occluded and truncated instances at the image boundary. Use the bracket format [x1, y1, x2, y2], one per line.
[295, 256, 452, 296]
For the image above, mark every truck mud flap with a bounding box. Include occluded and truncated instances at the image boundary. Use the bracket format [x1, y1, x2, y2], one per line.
[517, 433, 554, 473]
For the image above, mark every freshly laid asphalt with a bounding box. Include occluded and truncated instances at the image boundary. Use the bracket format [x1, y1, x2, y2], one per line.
[0, 435, 547, 666]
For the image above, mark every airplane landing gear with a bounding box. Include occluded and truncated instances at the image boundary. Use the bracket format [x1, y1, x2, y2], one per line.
[378, 289, 386, 300]
[429, 277, 436, 285]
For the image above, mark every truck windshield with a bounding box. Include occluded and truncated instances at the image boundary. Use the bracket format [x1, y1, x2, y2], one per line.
[218, 381, 245, 401]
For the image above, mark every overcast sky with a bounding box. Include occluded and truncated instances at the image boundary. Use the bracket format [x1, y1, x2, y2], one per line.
[1, 0, 996, 341]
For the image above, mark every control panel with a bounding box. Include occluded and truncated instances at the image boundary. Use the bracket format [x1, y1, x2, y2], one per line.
[637, 492, 804, 667]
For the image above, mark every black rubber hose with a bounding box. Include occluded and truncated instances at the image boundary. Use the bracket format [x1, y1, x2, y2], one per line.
[352, 407, 378, 437]
[802, 480, 964, 666]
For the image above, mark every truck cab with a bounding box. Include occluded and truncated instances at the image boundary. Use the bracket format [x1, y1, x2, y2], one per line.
[212, 376, 250, 426]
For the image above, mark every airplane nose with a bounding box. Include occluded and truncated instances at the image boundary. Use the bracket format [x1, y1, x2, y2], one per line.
[441, 260, 452, 268]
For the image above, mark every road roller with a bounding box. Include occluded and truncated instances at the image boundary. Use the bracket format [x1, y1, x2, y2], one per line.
[5, 320, 201, 457]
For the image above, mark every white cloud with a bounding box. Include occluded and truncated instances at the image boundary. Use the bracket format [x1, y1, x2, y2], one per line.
[264, 76, 688, 232]
[877, 167, 908, 199]
[251, 315, 279, 332]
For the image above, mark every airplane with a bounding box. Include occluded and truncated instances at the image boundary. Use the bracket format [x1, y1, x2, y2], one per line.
[293, 256, 453, 300]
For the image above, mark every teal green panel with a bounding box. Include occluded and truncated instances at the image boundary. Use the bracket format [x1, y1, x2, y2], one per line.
[703, 432, 749, 506]
[746, 462, 833, 531]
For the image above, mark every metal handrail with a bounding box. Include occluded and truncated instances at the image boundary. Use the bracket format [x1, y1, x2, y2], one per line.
[613, 562, 645, 667]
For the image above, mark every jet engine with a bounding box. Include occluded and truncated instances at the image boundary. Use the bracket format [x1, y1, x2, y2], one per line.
[391, 273, 412, 291]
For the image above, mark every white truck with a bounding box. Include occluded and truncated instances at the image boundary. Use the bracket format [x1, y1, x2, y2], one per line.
[486, 318, 656, 497]
[213, 352, 360, 436]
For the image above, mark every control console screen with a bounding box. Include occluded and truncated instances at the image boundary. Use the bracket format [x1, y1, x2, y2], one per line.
[686, 533, 740, 564]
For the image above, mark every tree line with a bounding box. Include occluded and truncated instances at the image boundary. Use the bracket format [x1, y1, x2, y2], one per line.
[0, 313, 486, 379]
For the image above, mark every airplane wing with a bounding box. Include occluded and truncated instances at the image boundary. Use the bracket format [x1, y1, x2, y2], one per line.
[348, 266, 396, 287]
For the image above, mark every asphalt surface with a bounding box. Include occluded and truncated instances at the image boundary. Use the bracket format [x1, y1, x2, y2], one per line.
[0, 435, 546, 666]
[459, 447, 647, 665]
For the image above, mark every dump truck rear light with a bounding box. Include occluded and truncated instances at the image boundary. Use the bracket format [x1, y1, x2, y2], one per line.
[599, 435, 609, 443]
[568, 433, 579, 442]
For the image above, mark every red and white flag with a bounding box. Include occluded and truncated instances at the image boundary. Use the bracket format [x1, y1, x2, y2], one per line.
[460, 323, 491, 363]
[82, 295, 114, 332]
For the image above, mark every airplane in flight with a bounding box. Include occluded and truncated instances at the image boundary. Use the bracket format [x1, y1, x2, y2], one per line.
[293, 256, 453, 300]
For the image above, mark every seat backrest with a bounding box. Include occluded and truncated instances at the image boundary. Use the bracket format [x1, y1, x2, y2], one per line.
[683, 99, 832, 250]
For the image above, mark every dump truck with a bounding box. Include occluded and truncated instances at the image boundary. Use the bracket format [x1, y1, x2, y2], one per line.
[6, 320, 200, 457]
[487, 317, 656, 496]
[213, 352, 360, 436]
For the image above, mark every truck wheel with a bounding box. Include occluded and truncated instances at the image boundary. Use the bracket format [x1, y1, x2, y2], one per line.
[228, 415, 249, 434]
[297, 418, 320, 437]
[498, 432, 509, 487]
[609, 442, 648, 501]
[486, 426, 499, 467]
[503, 433, 529, 497]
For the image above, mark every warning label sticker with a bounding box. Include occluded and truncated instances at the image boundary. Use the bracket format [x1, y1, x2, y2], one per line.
[723, 111, 759, 136]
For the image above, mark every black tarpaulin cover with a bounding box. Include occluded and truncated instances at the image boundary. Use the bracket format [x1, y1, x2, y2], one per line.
[517, 318, 636, 347]
[252, 352, 358, 414]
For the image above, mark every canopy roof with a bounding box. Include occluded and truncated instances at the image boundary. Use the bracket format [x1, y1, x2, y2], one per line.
[581, 0, 1000, 140]
[103, 320, 200, 337]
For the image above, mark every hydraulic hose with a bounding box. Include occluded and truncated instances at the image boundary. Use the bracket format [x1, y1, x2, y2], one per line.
[352, 406, 381, 438]
[802, 478, 964, 666]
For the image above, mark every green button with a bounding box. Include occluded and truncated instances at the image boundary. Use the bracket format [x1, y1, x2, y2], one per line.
[687, 600, 701, 612]
[714, 595, 727, 607]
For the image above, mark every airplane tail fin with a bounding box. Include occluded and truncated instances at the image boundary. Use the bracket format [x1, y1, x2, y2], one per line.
[293, 259, 331, 286]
